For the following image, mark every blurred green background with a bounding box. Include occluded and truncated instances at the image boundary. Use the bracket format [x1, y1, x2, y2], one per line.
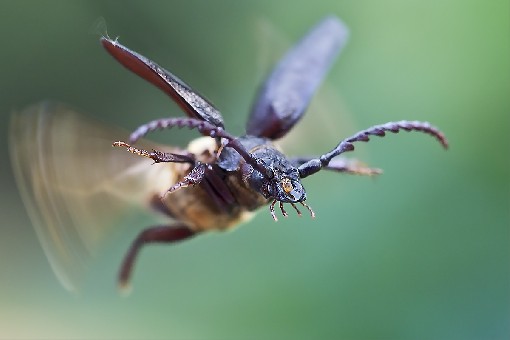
[1, 1, 508, 339]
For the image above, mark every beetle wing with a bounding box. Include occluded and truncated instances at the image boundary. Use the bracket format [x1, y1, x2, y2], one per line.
[252, 17, 356, 156]
[101, 37, 224, 128]
[9, 102, 177, 291]
[246, 16, 349, 140]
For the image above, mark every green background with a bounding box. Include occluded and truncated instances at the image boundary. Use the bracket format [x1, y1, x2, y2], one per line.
[1, 1, 508, 339]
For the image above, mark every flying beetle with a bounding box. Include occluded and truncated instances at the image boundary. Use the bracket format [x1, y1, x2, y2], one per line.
[10, 16, 448, 291]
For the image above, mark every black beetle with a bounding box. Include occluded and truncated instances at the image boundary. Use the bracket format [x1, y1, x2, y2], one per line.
[10, 16, 448, 291]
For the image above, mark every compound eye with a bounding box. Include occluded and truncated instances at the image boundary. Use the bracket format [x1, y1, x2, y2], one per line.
[281, 178, 293, 194]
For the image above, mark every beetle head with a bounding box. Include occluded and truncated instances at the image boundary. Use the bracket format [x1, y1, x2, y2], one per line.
[241, 148, 305, 201]
[241, 147, 314, 221]
[264, 169, 306, 204]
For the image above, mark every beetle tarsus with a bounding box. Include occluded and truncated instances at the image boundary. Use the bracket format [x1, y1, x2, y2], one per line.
[113, 141, 152, 159]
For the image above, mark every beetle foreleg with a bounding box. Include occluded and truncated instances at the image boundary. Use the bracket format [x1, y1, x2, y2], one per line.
[118, 224, 196, 292]
[113, 141, 195, 164]
[298, 121, 448, 178]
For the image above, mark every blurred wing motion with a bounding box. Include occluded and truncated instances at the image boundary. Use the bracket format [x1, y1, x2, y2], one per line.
[9, 102, 174, 291]
[247, 16, 349, 140]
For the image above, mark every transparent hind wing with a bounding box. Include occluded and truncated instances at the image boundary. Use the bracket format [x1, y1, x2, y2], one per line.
[9, 102, 176, 291]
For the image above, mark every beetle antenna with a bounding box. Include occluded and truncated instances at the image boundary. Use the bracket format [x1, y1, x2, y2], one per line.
[129, 117, 228, 144]
[298, 120, 448, 178]
[128, 117, 271, 177]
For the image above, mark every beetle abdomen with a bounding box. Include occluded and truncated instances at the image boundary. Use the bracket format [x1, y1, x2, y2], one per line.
[160, 137, 268, 232]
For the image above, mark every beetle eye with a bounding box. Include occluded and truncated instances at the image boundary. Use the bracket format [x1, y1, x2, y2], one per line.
[281, 178, 293, 193]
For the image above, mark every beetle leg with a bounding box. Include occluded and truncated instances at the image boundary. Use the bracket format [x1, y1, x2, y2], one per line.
[113, 141, 195, 164]
[165, 162, 206, 195]
[118, 224, 196, 292]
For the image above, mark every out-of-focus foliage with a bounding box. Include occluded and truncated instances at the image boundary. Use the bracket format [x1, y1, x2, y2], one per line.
[0, 1, 508, 339]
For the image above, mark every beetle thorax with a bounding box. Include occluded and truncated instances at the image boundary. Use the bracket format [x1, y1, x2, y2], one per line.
[247, 145, 307, 204]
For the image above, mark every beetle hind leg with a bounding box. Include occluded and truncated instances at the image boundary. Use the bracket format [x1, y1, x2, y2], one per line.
[118, 224, 196, 293]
